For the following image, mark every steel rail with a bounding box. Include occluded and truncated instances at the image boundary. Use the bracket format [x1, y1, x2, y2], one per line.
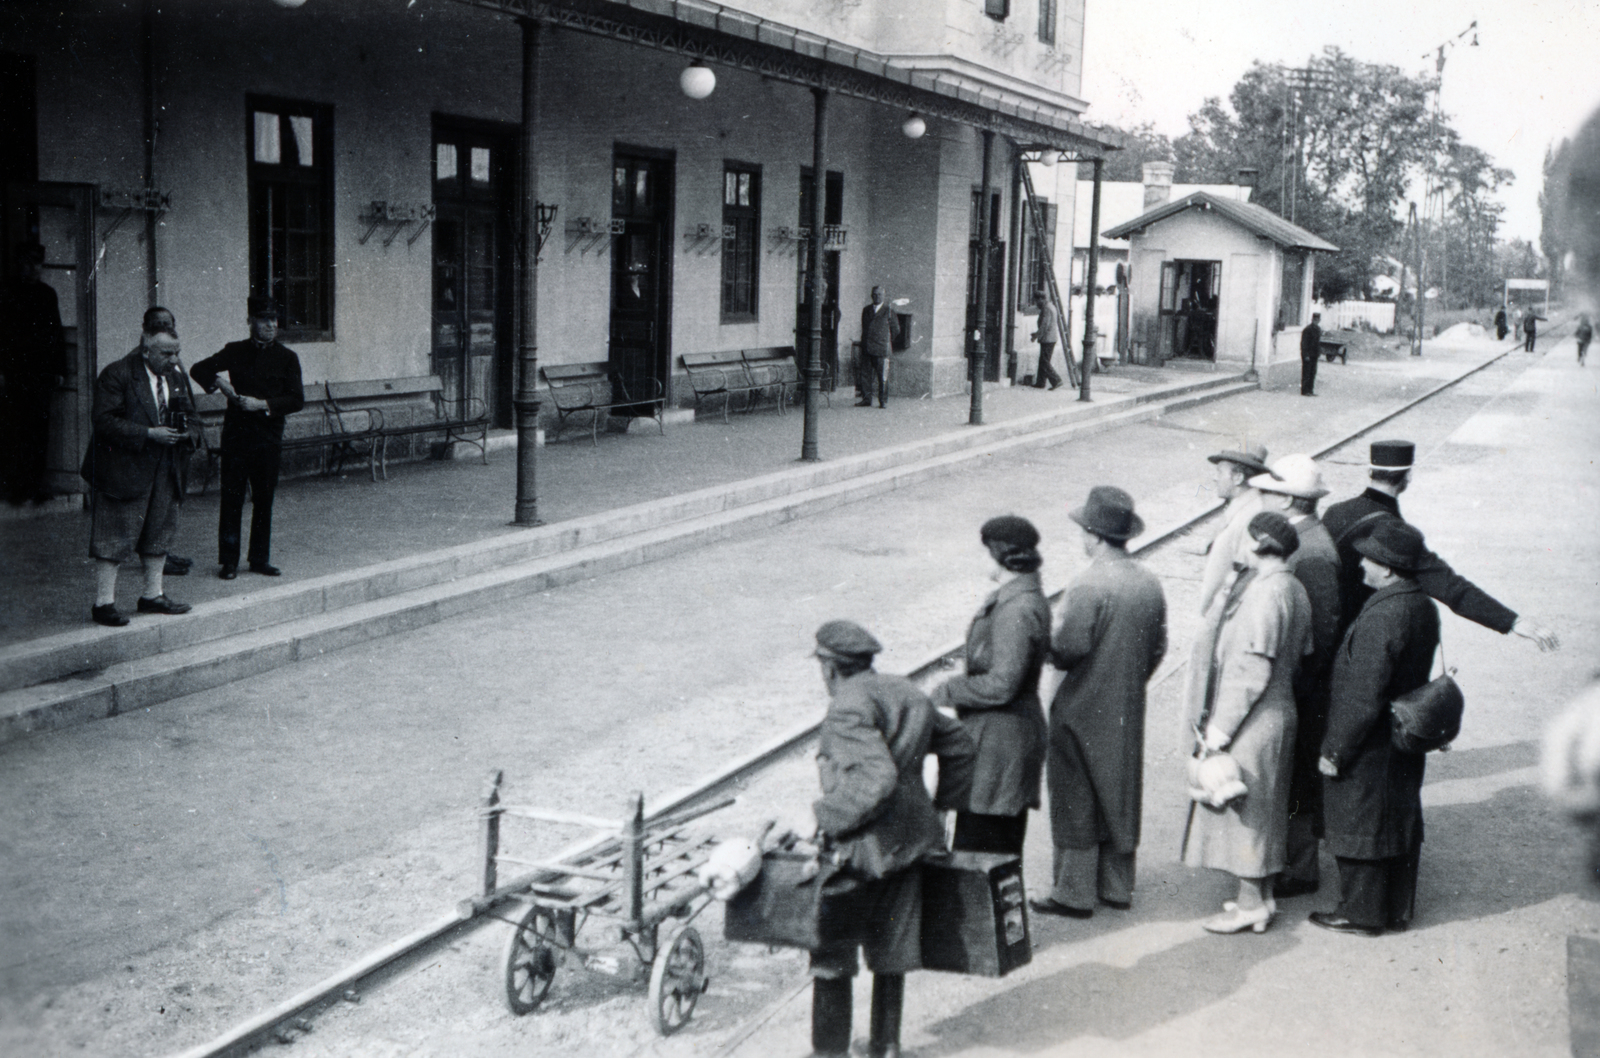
[164, 328, 1565, 1058]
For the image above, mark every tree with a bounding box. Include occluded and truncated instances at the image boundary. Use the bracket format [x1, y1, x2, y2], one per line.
[1435, 142, 1513, 308]
[1076, 122, 1174, 182]
[1540, 138, 1572, 295]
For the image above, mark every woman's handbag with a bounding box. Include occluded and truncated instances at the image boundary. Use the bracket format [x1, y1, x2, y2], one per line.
[1390, 644, 1463, 754]
[723, 850, 839, 950]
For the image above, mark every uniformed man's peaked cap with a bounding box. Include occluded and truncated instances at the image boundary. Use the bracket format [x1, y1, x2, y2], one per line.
[814, 620, 882, 661]
[1368, 439, 1415, 470]
[247, 295, 280, 319]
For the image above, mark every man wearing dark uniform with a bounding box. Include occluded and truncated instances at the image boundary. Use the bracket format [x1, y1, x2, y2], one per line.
[1299, 311, 1323, 397]
[801, 620, 975, 1058]
[190, 296, 304, 579]
[1321, 439, 1557, 651]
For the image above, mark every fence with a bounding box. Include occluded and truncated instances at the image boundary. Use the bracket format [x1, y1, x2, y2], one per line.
[1312, 300, 1396, 333]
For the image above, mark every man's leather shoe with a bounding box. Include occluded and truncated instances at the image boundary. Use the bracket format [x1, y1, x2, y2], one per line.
[1098, 897, 1132, 911]
[854, 400, 873, 407]
[218, 565, 237, 580]
[1028, 897, 1092, 919]
[1307, 911, 1381, 937]
[91, 604, 129, 628]
[1275, 878, 1320, 899]
[137, 594, 192, 616]
[248, 562, 282, 577]
[163, 554, 193, 576]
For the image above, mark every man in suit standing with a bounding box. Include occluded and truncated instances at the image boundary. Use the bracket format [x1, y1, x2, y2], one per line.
[82, 329, 202, 626]
[1030, 292, 1063, 389]
[190, 296, 304, 579]
[1300, 311, 1323, 397]
[857, 285, 900, 408]
[1247, 453, 1341, 898]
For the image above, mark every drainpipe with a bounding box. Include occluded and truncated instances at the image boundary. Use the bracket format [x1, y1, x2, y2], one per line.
[1079, 156, 1103, 402]
[512, 19, 543, 525]
[142, 0, 158, 305]
[970, 129, 993, 425]
[1003, 143, 1022, 383]
[800, 87, 828, 462]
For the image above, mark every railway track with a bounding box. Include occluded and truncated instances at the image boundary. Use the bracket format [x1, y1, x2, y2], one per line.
[168, 320, 1574, 1058]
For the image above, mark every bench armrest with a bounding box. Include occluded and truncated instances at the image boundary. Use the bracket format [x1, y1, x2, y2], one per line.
[432, 393, 489, 423]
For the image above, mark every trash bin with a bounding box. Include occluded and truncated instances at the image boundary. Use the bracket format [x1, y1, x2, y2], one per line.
[892, 312, 913, 352]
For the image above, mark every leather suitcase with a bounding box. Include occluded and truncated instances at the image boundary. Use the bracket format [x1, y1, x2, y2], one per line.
[919, 851, 1031, 977]
[723, 851, 837, 950]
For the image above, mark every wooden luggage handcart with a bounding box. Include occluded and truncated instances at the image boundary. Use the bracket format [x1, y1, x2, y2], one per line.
[472, 771, 732, 1036]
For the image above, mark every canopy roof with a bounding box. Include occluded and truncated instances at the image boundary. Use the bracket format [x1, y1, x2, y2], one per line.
[1102, 191, 1338, 252]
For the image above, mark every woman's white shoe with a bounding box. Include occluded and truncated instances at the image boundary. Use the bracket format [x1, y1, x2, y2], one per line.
[1203, 904, 1274, 934]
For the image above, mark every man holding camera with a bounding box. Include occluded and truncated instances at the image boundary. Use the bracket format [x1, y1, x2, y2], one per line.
[81, 327, 202, 626]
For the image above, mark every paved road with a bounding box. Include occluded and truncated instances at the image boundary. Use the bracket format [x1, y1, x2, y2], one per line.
[2, 337, 1594, 1057]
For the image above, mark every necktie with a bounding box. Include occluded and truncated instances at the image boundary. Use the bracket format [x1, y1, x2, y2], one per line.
[156, 374, 169, 426]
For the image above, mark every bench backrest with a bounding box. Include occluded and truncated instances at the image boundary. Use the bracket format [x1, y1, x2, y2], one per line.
[682, 350, 746, 370]
[743, 346, 799, 386]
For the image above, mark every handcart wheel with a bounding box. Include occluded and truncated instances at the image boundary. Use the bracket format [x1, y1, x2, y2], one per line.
[503, 904, 560, 1015]
[647, 925, 706, 1036]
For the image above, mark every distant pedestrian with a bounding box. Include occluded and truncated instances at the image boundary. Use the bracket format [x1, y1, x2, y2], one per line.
[1030, 292, 1063, 390]
[1312, 521, 1439, 936]
[1300, 312, 1323, 396]
[1523, 308, 1546, 352]
[1032, 486, 1167, 919]
[1576, 313, 1592, 366]
[1247, 454, 1342, 899]
[81, 329, 202, 626]
[856, 285, 900, 408]
[1322, 439, 1558, 652]
[1, 241, 68, 504]
[1493, 307, 1509, 341]
[932, 516, 1050, 858]
[190, 296, 304, 580]
[1198, 444, 1272, 613]
[795, 620, 975, 1058]
[1183, 511, 1312, 934]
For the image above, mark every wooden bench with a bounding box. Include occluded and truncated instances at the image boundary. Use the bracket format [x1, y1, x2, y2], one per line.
[540, 364, 666, 445]
[681, 346, 811, 423]
[326, 375, 489, 479]
[194, 385, 383, 494]
[743, 345, 816, 411]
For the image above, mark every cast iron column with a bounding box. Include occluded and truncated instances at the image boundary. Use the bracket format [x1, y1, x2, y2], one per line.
[1003, 144, 1022, 382]
[142, 0, 159, 304]
[1079, 156, 1103, 402]
[970, 129, 994, 425]
[801, 87, 828, 462]
[513, 18, 543, 525]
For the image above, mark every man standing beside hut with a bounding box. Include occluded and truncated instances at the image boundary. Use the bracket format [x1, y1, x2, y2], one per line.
[1032, 486, 1168, 919]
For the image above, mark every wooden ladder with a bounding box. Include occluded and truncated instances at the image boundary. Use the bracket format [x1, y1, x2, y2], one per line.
[1019, 163, 1080, 388]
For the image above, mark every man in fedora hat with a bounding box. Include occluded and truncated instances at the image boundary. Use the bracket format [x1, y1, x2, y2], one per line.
[1313, 520, 1439, 936]
[1197, 443, 1272, 613]
[795, 620, 974, 1058]
[1322, 439, 1558, 651]
[1032, 487, 1167, 919]
[1249, 453, 1341, 897]
[190, 296, 304, 580]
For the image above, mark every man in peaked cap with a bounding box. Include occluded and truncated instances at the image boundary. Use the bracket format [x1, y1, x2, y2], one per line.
[1250, 453, 1341, 897]
[1033, 487, 1167, 919]
[190, 295, 304, 580]
[801, 620, 975, 1058]
[1197, 443, 1272, 613]
[1322, 440, 1558, 652]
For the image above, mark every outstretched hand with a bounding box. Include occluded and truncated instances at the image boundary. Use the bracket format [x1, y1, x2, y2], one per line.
[1511, 616, 1560, 653]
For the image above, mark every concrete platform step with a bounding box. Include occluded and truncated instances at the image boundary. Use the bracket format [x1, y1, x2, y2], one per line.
[0, 373, 1252, 740]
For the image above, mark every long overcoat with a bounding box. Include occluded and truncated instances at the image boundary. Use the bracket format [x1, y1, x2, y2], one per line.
[1046, 551, 1167, 853]
[1285, 514, 1342, 823]
[1320, 580, 1440, 861]
[81, 348, 202, 500]
[814, 670, 976, 880]
[1182, 567, 1311, 877]
[1200, 488, 1263, 613]
[932, 571, 1050, 816]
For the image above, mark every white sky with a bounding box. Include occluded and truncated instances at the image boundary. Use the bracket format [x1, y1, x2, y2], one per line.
[1079, 0, 1600, 244]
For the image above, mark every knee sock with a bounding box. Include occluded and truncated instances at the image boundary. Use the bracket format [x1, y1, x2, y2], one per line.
[94, 560, 119, 607]
[141, 554, 165, 600]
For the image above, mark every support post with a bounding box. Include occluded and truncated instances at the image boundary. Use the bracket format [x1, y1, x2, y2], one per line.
[801, 88, 828, 462]
[1411, 201, 1424, 356]
[1079, 157, 1103, 401]
[513, 19, 543, 523]
[970, 129, 994, 425]
[623, 791, 645, 929]
[1003, 145, 1023, 383]
[480, 769, 503, 897]
[142, 0, 159, 305]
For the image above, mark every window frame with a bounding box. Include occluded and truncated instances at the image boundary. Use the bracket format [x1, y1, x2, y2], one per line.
[985, 0, 1010, 21]
[246, 94, 335, 342]
[1038, 0, 1056, 45]
[720, 161, 762, 324]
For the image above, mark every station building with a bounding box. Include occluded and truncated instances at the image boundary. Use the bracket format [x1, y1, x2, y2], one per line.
[1, 0, 1119, 499]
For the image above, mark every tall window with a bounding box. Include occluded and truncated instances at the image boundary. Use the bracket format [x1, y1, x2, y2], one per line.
[1019, 198, 1057, 308]
[721, 162, 760, 322]
[985, 0, 1010, 20]
[1038, 0, 1056, 44]
[248, 96, 333, 340]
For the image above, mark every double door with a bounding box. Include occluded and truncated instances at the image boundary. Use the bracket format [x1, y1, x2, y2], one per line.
[610, 151, 673, 403]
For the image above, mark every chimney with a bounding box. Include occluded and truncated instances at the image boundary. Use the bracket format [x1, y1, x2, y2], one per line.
[1142, 161, 1175, 208]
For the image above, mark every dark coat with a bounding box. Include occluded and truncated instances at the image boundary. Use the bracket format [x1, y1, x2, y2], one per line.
[860, 303, 899, 359]
[1286, 513, 1343, 818]
[1323, 488, 1516, 637]
[1300, 320, 1323, 359]
[1047, 550, 1168, 852]
[932, 571, 1050, 816]
[81, 349, 202, 500]
[189, 339, 305, 448]
[814, 670, 977, 880]
[0, 278, 67, 395]
[1321, 579, 1440, 860]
